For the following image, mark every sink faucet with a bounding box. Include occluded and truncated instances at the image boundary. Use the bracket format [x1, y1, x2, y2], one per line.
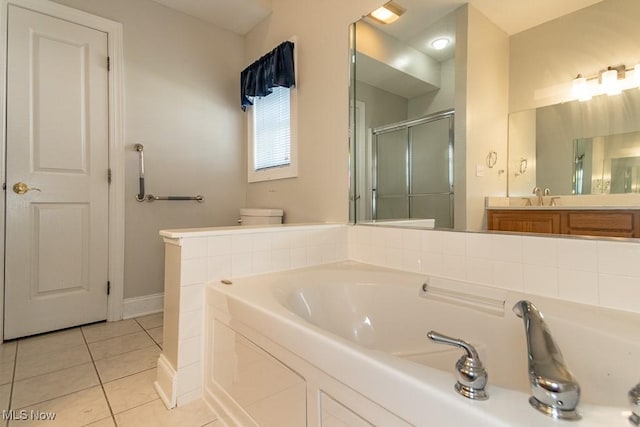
[532, 187, 543, 206]
[512, 300, 581, 420]
[630, 383, 640, 425]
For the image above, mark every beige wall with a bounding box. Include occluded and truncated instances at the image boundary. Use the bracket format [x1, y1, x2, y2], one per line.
[408, 57, 456, 119]
[244, 0, 382, 223]
[509, 0, 640, 198]
[52, 0, 246, 299]
[460, 5, 510, 230]
[507, 109, 537, 196]
[510, 0, 640, 112]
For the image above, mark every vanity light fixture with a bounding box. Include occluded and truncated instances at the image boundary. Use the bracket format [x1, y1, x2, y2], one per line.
[571, 74, 592, 101]
[572, 64, 638, 101]
[368, 1, 406, 25]
[431, 37, 450, 50]
[601, 66, 622, 96]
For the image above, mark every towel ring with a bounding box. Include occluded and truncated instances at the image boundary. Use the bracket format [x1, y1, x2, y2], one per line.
[486, 150, 498, 168]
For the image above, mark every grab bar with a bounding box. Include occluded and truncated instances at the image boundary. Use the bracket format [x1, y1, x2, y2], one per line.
[135, 144, 145, 201]
[145, 195, 204, 202]
[133, 144, 204, 203]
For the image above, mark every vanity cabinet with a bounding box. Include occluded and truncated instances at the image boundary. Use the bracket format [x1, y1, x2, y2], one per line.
[487, 209, 640, 237]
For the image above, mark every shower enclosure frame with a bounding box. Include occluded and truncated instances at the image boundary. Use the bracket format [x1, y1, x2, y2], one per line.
[371, 109, 455, 226]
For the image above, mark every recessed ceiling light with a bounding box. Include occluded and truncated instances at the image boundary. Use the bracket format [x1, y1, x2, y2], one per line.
[369, 1, 406, 25]
[431, 38, 450, 50]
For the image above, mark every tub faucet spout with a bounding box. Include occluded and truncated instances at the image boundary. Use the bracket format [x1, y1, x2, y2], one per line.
[512, 300, 581, 420]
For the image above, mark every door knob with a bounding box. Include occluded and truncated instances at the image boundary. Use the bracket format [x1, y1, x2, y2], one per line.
[12, 182, 41, 194]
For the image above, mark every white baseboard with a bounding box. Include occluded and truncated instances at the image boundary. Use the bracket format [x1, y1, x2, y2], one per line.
[155, 354, 177, 409]
[122, 293, 164, 319]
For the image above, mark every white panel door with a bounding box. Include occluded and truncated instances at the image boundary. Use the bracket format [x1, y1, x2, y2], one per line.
[5, 5, 110, 339]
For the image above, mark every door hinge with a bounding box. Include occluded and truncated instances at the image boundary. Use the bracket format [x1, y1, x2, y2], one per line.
[108, 168, 112, 184]
[107, 281, 111, 295]
[107, 56, 111, 71]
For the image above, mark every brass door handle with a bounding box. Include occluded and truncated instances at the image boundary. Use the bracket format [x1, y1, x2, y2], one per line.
[12, 182, 41, 194]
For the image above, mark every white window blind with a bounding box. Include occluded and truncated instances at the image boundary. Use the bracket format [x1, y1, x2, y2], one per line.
[253, 86, 291, 171]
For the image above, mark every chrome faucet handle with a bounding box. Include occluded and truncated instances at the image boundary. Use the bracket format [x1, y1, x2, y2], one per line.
[630, 383, 640, 426]
[427, 331, 488, 400]
[544, 188, 551, 196]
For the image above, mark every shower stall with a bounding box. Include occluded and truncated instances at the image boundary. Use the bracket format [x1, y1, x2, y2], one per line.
[372, 109, 454, 228]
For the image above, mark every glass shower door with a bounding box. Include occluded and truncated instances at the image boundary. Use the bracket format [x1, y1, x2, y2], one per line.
[372, 110, 454, 227]
[373, 128, 409, 219]
[409, 116, 454, 227]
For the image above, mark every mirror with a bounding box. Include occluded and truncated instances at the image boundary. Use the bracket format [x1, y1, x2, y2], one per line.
[349, 2, 457, 229]
[509, 86, 640, 197]
[350, 0, 640, 236]
[507, 0, 640, 201]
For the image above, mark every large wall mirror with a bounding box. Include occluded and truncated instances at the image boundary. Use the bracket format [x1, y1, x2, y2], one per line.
[350, 0, 640, 237]
[507, 0, 640, 202]
[349, 1, 457, 228]
[509, 91, 640, 198]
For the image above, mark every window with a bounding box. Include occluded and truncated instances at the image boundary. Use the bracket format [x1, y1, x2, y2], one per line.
[242, 39, 297, 183]
[247, 81, 297, 182]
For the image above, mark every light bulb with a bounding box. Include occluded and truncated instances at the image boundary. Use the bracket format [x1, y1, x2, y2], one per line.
[431, 38, 450, 50]
[572, 75, 591, 101]
[601, 68, 621, 96]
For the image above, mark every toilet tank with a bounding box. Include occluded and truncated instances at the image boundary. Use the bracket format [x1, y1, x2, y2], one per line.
[239, 208, 284, 225]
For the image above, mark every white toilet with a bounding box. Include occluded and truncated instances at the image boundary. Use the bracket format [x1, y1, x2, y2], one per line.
[239, 208, 284, 225]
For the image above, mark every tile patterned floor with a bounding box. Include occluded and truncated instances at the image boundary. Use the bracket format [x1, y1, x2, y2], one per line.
[0, 314, 221, 427]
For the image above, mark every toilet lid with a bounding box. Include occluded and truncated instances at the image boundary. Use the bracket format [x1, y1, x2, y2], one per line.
[240, 208, 283, 217]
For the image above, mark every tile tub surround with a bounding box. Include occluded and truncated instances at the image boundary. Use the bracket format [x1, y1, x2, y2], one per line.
[155, 224, 348, 409]
[348, 225, 640, 314]
[158, 222, 640, 414]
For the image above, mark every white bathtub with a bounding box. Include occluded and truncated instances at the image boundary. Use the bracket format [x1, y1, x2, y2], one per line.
[204, 261, 639, 426]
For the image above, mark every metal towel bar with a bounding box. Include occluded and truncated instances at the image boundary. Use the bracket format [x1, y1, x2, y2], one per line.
[134, 144, 204, 203]
[145, 195, 204, 202]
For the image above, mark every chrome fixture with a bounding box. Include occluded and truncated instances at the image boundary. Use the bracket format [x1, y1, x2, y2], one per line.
[513, 300, 581, 420]
[544, 188, 551, 196]
[427, 331, 488, 400]
[532, 187, 543, 206]
[134, 144, 145, 202]
[550, 197, 560, 207]
[630, 383, 640, 426]
[133, 144, 204, 203]
[572, 64, 640, 101]
[521, 197, 532, 206]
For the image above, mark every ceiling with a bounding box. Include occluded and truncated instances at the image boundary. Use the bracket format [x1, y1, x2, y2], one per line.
[148, 0, 603, 37]
[148, 0, 272, 35]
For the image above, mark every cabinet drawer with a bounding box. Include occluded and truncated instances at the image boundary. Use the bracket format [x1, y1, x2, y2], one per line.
[487, 211, 560, 234]
[564, 211, 634, 231]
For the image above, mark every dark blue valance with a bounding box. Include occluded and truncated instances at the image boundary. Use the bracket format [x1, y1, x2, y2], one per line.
[241, 41, 295, 111]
